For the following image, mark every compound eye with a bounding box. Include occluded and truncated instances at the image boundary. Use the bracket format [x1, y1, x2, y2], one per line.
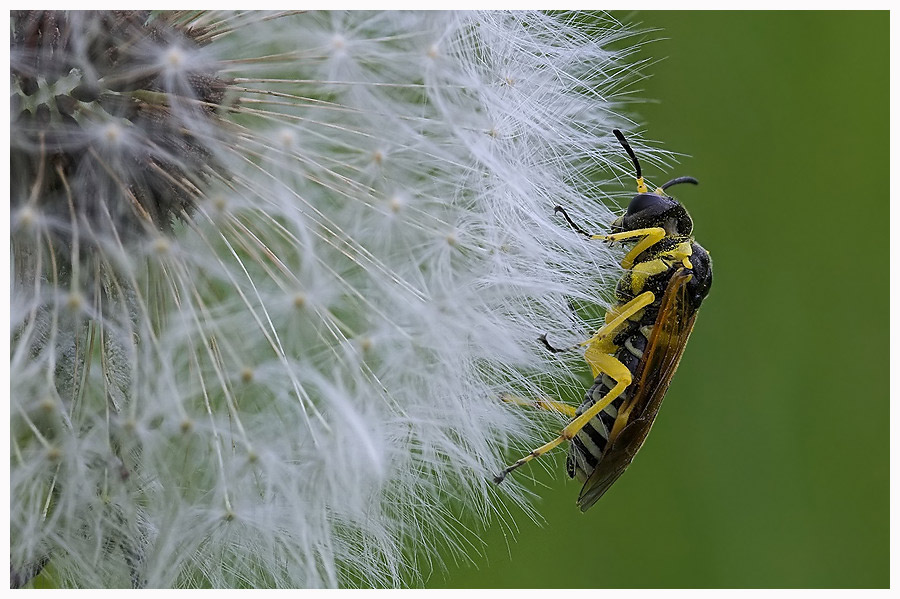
[625, 193, 667, 216]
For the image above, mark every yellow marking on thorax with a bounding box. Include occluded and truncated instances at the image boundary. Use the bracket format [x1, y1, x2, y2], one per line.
[656, 241, 693, 264]
[629, 259, 670, 294]
[627, 241, 693, 293]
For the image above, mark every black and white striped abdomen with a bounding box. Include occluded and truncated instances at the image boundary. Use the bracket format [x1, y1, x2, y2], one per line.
[566, 326, 651, 482]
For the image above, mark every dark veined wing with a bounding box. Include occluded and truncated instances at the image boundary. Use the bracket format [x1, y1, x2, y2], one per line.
[577, 268, 699, 512]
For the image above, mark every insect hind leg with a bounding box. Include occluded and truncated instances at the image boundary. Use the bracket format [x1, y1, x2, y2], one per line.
[493, 354, 632, 484]
[497, 293, 650, 483]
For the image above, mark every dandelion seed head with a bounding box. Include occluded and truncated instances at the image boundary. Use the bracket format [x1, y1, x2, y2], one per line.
[11, 10, 658, 588]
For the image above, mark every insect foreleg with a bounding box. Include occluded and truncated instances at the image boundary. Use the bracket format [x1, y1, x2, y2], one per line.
[553, 205, 594, 238]
[593, 227, 666, 270]
[553, 206, 665, 270]
[493, 353, 632, 484]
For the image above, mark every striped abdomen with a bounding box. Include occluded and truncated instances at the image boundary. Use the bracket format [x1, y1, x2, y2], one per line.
[566, 324, 652, 482]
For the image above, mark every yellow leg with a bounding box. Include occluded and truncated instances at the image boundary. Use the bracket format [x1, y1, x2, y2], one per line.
[496, 292, 654, 483]
[501, 393, 577, 418]
[560, 353, 632, 439]
[536, 291, 656, 378]
[591, 227, 666, 270]
[543, 291, 654, 361]
[494, 353, 633, 484]
[581, 291, 654, 377]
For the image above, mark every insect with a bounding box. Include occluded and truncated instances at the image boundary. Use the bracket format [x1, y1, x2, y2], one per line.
[494, 129, 712, 511]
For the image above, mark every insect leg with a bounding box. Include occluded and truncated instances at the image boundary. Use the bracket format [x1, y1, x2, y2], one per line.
[494, 291, 654, 484]
[553, 207, 664, 270]
[494, 353, 632, 484]
[581, 291, 654, 377]
[592, 227, 666, 270]
[495, 292, 651, 483]
[493, 430, 569, 483]
[559, 353, 632, 441]
[553, 205, 593, 238]
[501, 393, 577, 418]
[538, 290, 652, 358]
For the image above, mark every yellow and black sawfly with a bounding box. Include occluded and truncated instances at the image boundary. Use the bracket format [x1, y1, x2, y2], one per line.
[494, 129, 712, 511]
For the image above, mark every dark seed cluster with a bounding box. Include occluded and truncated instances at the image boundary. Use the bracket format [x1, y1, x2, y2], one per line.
[10, 11, 230, 247]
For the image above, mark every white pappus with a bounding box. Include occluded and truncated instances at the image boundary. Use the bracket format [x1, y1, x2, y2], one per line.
[10, 10, 657, 588]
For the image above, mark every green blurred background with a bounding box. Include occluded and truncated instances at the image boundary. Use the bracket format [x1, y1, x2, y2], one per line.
[431, 11, 889, 588]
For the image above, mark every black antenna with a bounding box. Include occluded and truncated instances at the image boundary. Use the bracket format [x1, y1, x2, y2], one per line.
[613, 129, 641, 179]
[660, 176, 699, 191]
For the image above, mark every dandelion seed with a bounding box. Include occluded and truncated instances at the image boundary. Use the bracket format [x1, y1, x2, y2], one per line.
[11, 10, 657, 588]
